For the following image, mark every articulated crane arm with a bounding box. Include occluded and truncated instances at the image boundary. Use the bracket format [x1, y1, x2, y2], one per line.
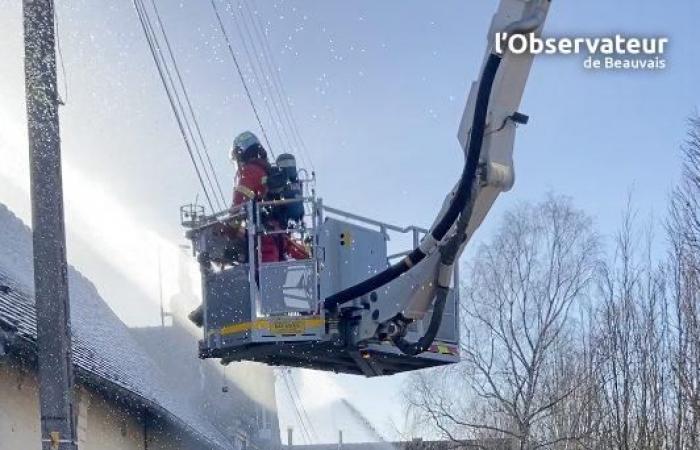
[327, 0, 552, 351]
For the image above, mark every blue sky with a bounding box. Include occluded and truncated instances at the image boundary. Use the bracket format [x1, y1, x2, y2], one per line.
[1, 0, 699, 444]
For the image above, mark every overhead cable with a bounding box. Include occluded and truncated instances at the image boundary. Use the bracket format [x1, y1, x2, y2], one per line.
[149, 0, 228, 207]
[133, 0, 218, 212]
[210, 0, 276, 158]
[240, 0, 315, 171]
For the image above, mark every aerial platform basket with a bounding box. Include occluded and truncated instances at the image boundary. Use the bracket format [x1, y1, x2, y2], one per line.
[182, 196, 460, 377]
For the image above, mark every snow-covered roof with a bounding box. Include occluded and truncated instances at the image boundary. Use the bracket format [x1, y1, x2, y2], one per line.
[0, 203, 232, 450]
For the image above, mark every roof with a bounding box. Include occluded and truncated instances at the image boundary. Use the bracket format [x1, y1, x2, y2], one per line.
[0, 203, 232, 450]
[130, 321, 277, 445]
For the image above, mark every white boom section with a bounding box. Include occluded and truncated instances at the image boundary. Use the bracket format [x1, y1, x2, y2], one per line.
[355, 0, 550, 341]
[456, 0, 550, 231]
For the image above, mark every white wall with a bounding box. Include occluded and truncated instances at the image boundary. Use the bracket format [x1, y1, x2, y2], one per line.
[76, 387, 145, 450]
[0, 358, 221, 450]
[0, 359, 41, 450]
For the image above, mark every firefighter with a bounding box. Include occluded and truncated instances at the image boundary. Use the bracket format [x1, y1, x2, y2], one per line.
[188, 133, 306, 327]
[230, 131, 270, 208]
[231, 132, 311, 262]
[228, 131, 285, 263]
[188, 132, 275, 328]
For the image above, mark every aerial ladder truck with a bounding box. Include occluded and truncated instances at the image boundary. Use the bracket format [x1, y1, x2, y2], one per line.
[181, 0, 551, 377]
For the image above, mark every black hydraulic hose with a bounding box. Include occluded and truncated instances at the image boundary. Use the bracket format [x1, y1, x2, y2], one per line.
[324, 53, 503, 310]
[429, 57, 502, 241]
[393, 287, 449, 356]
[393, 180, 473, 356]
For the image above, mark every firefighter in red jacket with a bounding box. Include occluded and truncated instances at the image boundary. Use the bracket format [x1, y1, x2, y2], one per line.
[230, 131, 309, 263]
[231, 131, 270, 208]
[188, 132, 306, 327]
[229, 131, 278, 262]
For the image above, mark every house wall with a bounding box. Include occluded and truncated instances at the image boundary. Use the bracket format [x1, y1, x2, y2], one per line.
[0, 359, 41, 450]
[0, 358, 220, 450]
[76, 387, 145, 450]
[0, 359, 145, 450]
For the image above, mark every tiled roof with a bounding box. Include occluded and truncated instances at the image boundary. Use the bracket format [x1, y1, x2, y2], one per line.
[0, 203, 232, 450]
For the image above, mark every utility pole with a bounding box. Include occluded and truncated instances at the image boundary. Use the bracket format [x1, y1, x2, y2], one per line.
[23, 1, 78, 449]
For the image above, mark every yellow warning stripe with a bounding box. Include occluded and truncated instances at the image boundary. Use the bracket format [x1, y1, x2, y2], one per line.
[235, 185, 256, 199]
[219, 320, 267, 336]
[219, 316, 324, 337]
[430, 343, 459, 356]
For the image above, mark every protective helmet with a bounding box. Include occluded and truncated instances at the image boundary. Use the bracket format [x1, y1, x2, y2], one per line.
[230, 131, 265, 163]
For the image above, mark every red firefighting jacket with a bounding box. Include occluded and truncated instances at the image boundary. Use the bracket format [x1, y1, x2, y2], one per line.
[233, 158, 270, 206]
[232, 158, 310, 262]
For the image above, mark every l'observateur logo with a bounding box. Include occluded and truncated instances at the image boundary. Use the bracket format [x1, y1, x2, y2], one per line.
[495, 33, 669, 71]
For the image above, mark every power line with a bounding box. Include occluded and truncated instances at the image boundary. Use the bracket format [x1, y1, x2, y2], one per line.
[226, 0, 290, 160]
[286, 371, 319, 443]
[281, 371, 313, 444]
[210, 0, 276, 158]
[135, 0, 313, 212]
[144, 0, 225, 210]
[240, 0, 315, 172]
[232, 0, 301, 162]
[133, 0, 217, 213]
[147, 0, 228, 208]
[242, 0, 315, 171]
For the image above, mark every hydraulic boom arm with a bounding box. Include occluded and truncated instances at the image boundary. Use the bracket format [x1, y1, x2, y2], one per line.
[336, 0, 551, 348]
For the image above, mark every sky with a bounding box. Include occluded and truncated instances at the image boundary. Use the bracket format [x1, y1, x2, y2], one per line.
[1, 0, 699, 445]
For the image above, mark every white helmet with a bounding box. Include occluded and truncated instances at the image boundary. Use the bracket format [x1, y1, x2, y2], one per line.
[231, 131, 260, 159]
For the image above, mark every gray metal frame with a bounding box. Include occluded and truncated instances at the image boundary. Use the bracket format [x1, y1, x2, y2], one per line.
[319, 205, 460, 345]
[184, 193, 460, 376]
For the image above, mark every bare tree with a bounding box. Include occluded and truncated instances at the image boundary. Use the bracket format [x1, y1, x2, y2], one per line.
[407, 195, 599, 450]
[406, 118, 700, 450]
[667, 116, 700, 449]
[589, 200, 672, 450]
[670, 116, 700, 254]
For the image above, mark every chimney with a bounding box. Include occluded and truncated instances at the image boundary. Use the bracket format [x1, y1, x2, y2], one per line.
[338, 429, 343, 448]
[287, 427, 294, 447]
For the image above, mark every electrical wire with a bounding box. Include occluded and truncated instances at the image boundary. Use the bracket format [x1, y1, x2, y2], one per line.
[135, 0, 315, 211]
[235, 0, 299, 164]
[224, 0, 314, 172]
[226, 0, 290, 161]
[148, 0, 228, 208]
[143, 0, 225, 211]
[281, 371, 313, 444]
[237, 0, 305, 168]
[137, 0, 221, 212]
[133, 0, 217, 213]
[210, 0, 276, 158]
[240, 0, 315, 172]
[286, 371, 319, 443]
